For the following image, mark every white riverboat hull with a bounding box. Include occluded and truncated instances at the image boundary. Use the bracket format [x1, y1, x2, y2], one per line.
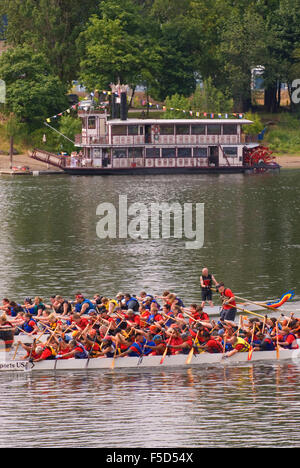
[1, 348, 300, 373]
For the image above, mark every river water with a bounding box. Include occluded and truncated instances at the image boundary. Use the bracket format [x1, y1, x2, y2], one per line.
[0, 169, 300, 448]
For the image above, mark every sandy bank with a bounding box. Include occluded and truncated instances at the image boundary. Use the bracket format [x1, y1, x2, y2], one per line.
[275, 155, 300, 169]
[0, 152, 63, 172]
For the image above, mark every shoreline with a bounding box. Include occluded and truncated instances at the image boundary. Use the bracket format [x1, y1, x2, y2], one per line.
[275, 155, 300, 169]
[0, 153, 64, 175]
[0, 152, 299, 174]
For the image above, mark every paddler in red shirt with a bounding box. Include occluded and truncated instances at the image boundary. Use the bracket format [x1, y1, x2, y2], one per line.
[70, 313, 90, 331]
[217, 283, 237, 322]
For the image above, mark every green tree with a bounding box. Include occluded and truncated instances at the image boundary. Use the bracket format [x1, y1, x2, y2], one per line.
[0, 0, 98, 84]
[190, 79, 233, 114]
[0, 45, 68, 126]
[78, 0, 162, 92]
[163, 93, 191, 118]
[54, 115, 82, 155]
[219, 6, 268, 111]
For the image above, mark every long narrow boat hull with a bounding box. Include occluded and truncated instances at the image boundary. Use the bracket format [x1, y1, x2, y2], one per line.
[1, 348, 299, 373]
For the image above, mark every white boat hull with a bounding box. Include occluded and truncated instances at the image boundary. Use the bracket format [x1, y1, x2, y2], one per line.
[1, 348, 300, 373]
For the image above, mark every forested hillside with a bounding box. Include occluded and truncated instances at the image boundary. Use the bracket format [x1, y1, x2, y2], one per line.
[0, 0, 300, 154]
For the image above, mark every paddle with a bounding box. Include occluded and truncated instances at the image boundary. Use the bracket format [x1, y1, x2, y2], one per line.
[231, 294, 279, 312]
[99, 322, 112, 351]
[234, 304, 265, 320]
[13, 342, 20, 360]
[276, 321, 280, 360]
[247, 324, 256, 361]
[110, 336, 119, 370]
[186, 330, 199, 365]
[211, 287, 287, 313]
[160, 332, 174, 365]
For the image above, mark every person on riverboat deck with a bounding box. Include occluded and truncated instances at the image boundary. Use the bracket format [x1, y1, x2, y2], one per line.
[217, 283, 237, 322]
[200, 267, 218, 308]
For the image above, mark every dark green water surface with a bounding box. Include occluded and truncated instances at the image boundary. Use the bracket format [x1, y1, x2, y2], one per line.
[0, 169, 299, 448]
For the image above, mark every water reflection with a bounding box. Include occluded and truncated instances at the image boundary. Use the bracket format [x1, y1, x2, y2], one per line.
[1, 363, 300, 447]
[0, 171, 300, 447]
[0, 171, 299, 304]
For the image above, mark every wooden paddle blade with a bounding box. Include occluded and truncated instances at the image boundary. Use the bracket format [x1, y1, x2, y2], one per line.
[186, 348, 194, 365]
[111, 358, 115, 370]
[276, 346, 280, 360]
[247, 347, 254, 361]
[160, 348, 168, 365]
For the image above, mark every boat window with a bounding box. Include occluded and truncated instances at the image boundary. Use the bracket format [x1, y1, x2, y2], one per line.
[207, 124, 221, 135]
[194, 147, 208, 158]
[128, 125, 139, 135]
[112, 148, 127, 158]
[176, 125, 190, 135]
[191, 124, 206, 135]
[223, 124, 238, 135]
[88, 117, 96, 129]
[178, 148, 192, 157]
[128, 148, 143, 158]
[162, 148, 176, 158]
[146, 148, 160, 158]
[223, 147, 238, 157]
[111, 125, 127, 136]
[160, 125, 175, 135]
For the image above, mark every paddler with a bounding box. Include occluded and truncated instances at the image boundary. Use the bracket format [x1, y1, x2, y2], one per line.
[217, 282, 237, 322]
[223, 334, 251, 358]
[277, 327, 299, 350]
[0, 314, 15, 351]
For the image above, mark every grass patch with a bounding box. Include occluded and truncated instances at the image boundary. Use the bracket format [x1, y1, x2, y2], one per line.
[263, 113, 300, 154]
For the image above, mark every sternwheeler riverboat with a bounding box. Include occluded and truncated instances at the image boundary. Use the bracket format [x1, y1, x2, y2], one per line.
[31, 89, 280, 175]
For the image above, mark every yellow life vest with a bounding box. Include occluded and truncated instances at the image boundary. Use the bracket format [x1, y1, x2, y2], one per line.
[232, 337, 251, 352]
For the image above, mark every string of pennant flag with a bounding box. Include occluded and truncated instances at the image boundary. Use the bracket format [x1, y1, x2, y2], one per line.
[161, 106, 245, 119]
[45, 91, 245, 123]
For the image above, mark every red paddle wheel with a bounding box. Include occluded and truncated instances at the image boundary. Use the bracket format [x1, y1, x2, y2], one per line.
[243, 145, 276, 168]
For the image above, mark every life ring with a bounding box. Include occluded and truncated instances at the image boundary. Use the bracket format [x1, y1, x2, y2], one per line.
[153, 125, 160, 134]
